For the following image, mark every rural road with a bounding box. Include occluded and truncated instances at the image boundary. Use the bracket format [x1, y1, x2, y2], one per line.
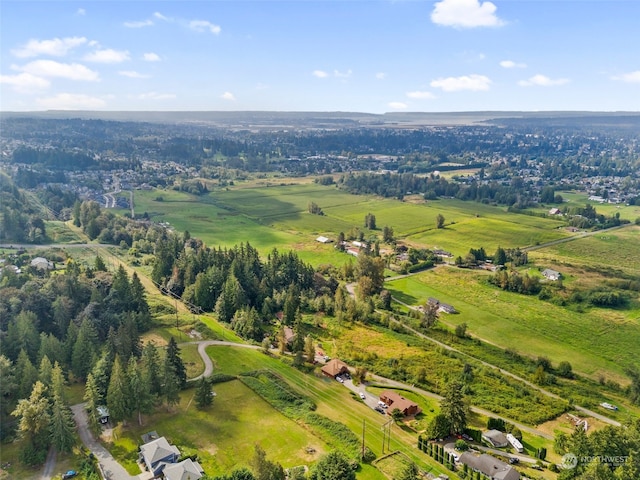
[523, 224, 628, 252]
[39, 447, 56, 480]
[71, 404, 148, 480]
[389, 296, 621, 428]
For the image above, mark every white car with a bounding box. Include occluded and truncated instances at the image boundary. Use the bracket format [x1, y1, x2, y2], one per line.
[336, 376, 344, 383]
[359, 392, 366, 400]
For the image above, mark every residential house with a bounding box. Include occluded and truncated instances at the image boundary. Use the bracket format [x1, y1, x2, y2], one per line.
[283, 327, 296, 346]
[379, 391, 421, 417]
[548, 208, 562, 215]
[541, 268, 562, 281]
[30, 257, 53, 270]
[139, 436, 181, 478]
[459, 453, 520, 480]
[482, 429, 509, 448]
[321, 359, 350, 378]
[97, 405, 109, 425]
[163, 459, 205, 480]
[428, 297, 456, 314]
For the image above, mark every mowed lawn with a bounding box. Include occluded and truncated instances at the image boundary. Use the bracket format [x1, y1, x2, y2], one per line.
[385, 267, 640, 381]
[109, 380, 328, 476]
[205, 346, 450, 479]
[531, 225, 640, 274]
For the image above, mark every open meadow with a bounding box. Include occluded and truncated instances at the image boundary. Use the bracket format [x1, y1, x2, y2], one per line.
[385, 267, 640, 383]
[131, 183, 573, 262]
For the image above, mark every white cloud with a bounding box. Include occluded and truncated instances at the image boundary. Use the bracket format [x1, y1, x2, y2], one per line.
[36, 93, 106, 109]
[76, 8, 86, 16]
[189, 20, 221, 35]
[143, 53, 161, 62]
[388, 102, 408, 109]
[430, 74, 491, 92]
[611, 71, 640, 83]
[406, 91, 436, 99]
[153, 12, 171, 22]
[376, 72, 387, 80]
[12, 36, 87, 58]
[500, 60, 527, 69]
[334, 69, 352, 78]
[84, 49, 130, 63]
[0, 72, 50, 93]
[313, 70, 329, 78]
[431, 0, 504, 28]
[16, 60, 100, 81]
[138, 92, 176, 100]
[119, 70, 149, 79]
[221, 92, 236, 101]
[124, 19, 154, 28]
[518, 74, 569, 87]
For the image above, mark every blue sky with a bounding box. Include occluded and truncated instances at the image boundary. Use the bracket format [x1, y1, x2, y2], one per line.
[1, 1, 639, 112]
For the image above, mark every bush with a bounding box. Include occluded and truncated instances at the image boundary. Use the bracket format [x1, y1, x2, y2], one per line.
[305, 413, 376, 462]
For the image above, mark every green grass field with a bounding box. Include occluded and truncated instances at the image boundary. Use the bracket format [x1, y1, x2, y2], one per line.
[531, 225, 640, 275]
[130, 185, 572, 263]
[385, 267, 640, 382]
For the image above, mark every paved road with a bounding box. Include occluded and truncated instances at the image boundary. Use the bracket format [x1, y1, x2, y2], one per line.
[40, 447, 57, 480]
[71, 404, 148, 480]
[182, 340, 262, 381]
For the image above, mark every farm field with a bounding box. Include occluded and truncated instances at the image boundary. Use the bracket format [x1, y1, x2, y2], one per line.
[530, 224, 640, 275]
[385, 267, 640, 382]
[559, 191, 640, 221]
[130, 184, 573, 262]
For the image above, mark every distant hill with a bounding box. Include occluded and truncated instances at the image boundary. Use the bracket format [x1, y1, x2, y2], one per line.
[2, 110, 639, 129]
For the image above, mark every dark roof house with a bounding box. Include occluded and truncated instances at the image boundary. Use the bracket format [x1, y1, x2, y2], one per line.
[459, 453, 520, 480]
[482, 430, 509, 448]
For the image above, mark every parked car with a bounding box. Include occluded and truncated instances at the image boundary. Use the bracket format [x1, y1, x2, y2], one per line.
[336, 376, 344, 383]
[509, 457, 520, 465]
[374, 406, 385, 414]
[62, 471, 78, 479]
[462, 433, 473, 441]
[359, 392, 366, 400]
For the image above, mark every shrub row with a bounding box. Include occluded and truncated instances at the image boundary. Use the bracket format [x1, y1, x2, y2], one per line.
[305, 413, 375, 462]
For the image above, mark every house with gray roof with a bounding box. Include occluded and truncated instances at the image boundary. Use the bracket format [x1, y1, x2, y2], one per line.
[139, 436, 180, 477]
[459, 453, 520, 480]
[163, 458, 205, 480]
[482, 429, 509, 448]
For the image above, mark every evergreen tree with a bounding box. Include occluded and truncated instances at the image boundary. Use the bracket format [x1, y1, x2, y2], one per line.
[106, 355, 131, 424]
[49, 392, 76, 453]
[251, 445, 285, 480]
[397, 462, 420, 480]
[0, 355, 16, 418]
[165, 337, 187, 388]
[142, 342, 163, 399]
[83, 373, 102, 434]
[311, 451, 355, 480]
[38, 355, 54, 389]
[50, 362, 67, 403]
[304, 335, 315, 363]
[16, 349, 39, 400]
[162, 357, 181, 409]
[94, 255, 107, 272]
[436, 213, 445, 229]
[71, 318, 99, 381]
[195, 377, 214, 409]
[440, 380, 467, 435]
[494, 246, 507, 266]
[127, 356, 153, 425]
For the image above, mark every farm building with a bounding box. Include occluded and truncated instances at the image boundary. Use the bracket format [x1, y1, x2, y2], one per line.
[542, 268, 562, 281]
[482, 429, 509, 448]
[321, 359, 350, 378]
[428, 297, 457, 314]
[283, 327, 296, 346]
[459, 453, 520, 480]
[379, 391, 421, 417]
[316, 236, 332, 243]
[548, 208, 562, 215]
